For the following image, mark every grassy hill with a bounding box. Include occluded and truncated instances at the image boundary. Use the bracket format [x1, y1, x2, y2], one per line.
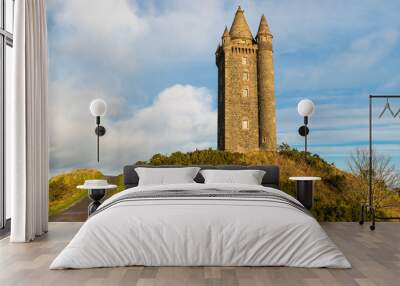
[49, 168, 104, 216]
[136, 145, 400, 221]
[49, 145, 399, 221]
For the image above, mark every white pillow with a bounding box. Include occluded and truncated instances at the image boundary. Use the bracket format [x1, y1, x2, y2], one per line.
[135, 167, 200, 186]
[200, 169, 266, 185]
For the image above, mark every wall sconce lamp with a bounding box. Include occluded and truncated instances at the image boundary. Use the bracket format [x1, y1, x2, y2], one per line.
[89, 99, 107, 162]
[297, 99, 315, 160]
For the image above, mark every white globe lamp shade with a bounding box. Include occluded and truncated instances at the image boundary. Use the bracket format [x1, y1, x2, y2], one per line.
[89, 99, 107, 117]
[297, 99, 315, 117]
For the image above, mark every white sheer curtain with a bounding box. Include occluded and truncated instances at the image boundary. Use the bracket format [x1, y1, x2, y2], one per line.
[9, 0, 49, 242]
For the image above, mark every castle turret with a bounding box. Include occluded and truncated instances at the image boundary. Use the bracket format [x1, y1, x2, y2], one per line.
[222, 26, 230, 46]
[229, 6, 253, 42]
[256, 15, 276, 150]
[216, 27, 231, 149]
[257, 14, 271, 36]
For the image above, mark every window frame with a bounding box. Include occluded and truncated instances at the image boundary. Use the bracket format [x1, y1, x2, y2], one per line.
[242, 88, 249, 98]
[0, 0, 14, 230]
[242, 118, 249, 131]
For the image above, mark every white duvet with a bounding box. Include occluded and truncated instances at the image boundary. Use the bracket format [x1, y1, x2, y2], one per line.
[50, 183, 351, 269]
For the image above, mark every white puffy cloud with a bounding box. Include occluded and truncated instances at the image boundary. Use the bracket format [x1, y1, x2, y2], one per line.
[47, 0, 229, 76]
[47, 0, 146, 72]
[49, 83, 217, 175]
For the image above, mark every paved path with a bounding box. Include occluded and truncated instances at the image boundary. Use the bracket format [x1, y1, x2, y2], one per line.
[49, 196, 89, 222]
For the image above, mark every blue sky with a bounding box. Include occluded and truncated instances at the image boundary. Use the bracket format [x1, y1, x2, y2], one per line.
[46, 0, 400, 175]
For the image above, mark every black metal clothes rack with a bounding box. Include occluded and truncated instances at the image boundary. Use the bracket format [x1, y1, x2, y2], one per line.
[359, 95, 400, 230]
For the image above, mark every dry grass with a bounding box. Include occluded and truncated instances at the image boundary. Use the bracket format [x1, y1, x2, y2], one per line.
[48, 169, 104, 217]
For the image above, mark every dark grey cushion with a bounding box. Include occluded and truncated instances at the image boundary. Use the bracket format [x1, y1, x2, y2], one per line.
[124, 165, 280, 190]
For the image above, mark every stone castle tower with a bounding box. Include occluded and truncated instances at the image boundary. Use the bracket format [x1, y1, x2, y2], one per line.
[216, 6, 276, 152]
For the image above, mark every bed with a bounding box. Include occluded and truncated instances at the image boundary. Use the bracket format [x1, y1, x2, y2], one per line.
[50, 165, 351, 269]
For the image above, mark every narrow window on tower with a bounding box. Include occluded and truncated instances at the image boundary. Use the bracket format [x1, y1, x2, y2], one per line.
[243, 71, 249, 81]
[242, 88, 249, 97]
[242, 57, 247, 65]
[242, 119, 249, 130]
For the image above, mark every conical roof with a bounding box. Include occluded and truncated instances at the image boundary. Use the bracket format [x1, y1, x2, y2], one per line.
[222, 26, 229, 37]
[229, 6, 253, 40]
[257, 14, 271, 35]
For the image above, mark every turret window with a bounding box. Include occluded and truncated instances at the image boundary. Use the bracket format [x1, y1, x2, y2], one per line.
[242, 119, 249, 130]
[242, 88, 249, 97]
[242, 57, 247, 65]
[243, 72, 249, 81]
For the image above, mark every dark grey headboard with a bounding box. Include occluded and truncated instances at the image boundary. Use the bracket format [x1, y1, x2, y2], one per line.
[123, 165, 280, 189]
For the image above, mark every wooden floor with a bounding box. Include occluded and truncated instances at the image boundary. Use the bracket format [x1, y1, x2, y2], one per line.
[0, 222, 399, 286]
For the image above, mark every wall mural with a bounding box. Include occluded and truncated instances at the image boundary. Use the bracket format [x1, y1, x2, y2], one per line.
[46, 0, 400, 221]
